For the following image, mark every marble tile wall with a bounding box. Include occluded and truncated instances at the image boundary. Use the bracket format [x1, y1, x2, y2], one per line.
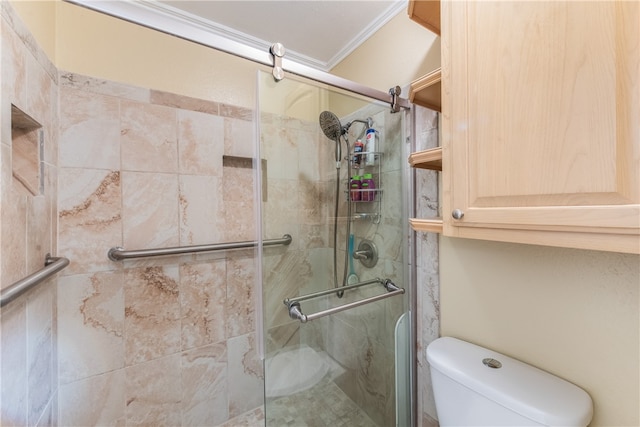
[413, 105, 440, 426]
[0, 2, 60, 425]
[54, 72, 262, 426]
[260, 111, 330, 330]
[329, 106, 408, 427]
[259, 109, 331, 384]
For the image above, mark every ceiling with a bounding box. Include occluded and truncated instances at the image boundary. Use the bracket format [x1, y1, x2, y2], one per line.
[147, 0, 407, 71]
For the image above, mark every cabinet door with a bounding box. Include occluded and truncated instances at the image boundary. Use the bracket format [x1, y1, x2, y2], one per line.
[442, 1, 640, 254]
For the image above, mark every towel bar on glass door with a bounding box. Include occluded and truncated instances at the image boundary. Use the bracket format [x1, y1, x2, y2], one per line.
[1, 254, 70, 307]
[284, 278, 405, 323]
[108, 234, 292, 261]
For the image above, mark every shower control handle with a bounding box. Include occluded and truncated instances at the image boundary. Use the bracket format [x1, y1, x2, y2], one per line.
[354, 240, 378, 268]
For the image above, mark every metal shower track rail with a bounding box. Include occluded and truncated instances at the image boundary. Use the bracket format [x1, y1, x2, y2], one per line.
[64, 0, 411, 110]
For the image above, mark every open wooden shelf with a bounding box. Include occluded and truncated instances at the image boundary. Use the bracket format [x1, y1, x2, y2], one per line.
[409, 218, 443, 234]
[408, 0, 440, 35]
[408, 0, 442, 236]
[409, 68, 441, 112]
[409, 147, 442, 171]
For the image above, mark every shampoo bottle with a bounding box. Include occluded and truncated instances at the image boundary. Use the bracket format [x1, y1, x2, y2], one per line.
[353, 139, 364, 169]
[362, 173, 376, 201]
[365, 128, 377, 165]
[350, 175, 362, 201]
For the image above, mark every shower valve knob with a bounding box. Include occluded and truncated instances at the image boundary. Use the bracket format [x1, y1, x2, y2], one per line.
[452, 209, 464, 220]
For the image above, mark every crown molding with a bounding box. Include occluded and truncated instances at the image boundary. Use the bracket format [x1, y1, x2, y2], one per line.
[326, 1, 407, 69]
[66, 0, 407, 72]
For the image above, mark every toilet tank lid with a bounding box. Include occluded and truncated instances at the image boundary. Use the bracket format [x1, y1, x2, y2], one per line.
[427, 337, 593, 426]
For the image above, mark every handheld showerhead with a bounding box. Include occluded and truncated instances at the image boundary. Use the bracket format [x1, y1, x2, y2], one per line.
[320, 111, 374, 140]
[319, 111, 373, 299]
[319, 111, 344, 163]
[319, 111, 343, 141]
[319, 111, 374, 163]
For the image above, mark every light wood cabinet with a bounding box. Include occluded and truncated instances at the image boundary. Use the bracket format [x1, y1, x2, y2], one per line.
[409, 146, 441, 171]
[410, 68, 441, 112]
[408, 0, 440, 36]
[407, 1, 442, 113]
[441, 1, 640, 254]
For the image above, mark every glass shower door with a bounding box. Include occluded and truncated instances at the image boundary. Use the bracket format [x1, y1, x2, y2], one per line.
[257, 70, 411, 427]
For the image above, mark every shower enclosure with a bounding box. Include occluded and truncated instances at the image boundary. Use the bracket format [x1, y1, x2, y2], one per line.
[257, 71, 412, 426]
[0, 1, 424, 425]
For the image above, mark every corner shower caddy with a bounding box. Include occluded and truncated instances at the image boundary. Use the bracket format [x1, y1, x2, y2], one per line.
[347, 151, 383, 224]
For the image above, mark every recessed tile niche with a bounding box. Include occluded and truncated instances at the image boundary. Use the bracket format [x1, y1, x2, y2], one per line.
[11, 105, 43, 196]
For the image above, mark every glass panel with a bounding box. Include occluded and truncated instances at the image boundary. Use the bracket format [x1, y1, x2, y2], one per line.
[258, 70, 410, 427]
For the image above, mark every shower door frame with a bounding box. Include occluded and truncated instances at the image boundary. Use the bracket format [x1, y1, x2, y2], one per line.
[257, 71, 416, 426]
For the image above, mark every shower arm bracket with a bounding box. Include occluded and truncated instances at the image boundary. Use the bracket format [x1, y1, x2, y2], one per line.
[270, 43, 286, 82]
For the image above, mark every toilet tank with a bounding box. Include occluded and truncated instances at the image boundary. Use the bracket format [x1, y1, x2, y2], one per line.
[426, 337, 593, 426]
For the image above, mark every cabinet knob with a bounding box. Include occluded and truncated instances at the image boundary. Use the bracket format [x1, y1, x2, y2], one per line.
[452, 209, 464, 220]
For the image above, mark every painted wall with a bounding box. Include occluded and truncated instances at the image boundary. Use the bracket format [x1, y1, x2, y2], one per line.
[55, 1, 259, 108]
[12, 1, 438, 109]
[331, 12, 440, 94]
[440, 238, 639, 426]
[6, 0, 56, 61]
[331, 7, 640, 427]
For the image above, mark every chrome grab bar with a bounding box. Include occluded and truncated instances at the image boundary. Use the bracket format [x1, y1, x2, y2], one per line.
[108, 234, 292, 261]
[1, 254, 70, 307]
[284, 278, 405, 323]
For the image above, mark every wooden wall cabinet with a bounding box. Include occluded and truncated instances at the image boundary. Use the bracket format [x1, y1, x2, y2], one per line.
[441, 1, 640, 254]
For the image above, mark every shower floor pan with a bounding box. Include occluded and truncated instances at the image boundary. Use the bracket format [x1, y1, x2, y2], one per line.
[265, 345, 342, 398]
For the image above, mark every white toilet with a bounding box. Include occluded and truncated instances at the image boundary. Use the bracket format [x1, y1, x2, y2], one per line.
[427, 337, 593, 426]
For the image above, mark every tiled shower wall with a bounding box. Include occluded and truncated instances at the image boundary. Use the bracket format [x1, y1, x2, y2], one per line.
[413, 105, 440, 426]
[329, 106, 407, 426]
[55, 73, 262, 426]
[1, 3, 60, 425]
[1, 5, 264, 425]
[260, 104, 408, 427]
